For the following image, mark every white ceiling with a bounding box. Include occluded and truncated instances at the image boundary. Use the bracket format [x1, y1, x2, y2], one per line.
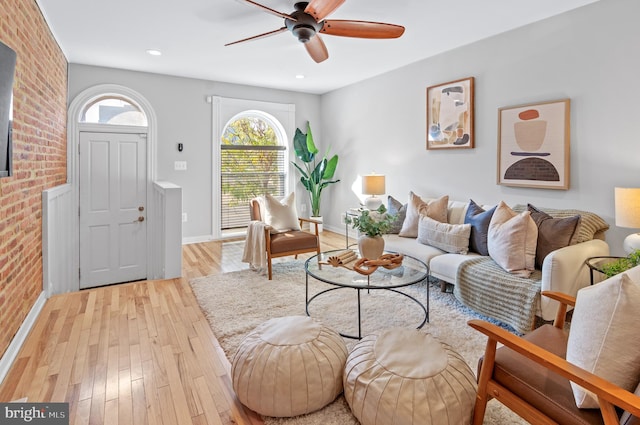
[36, 0, 598, 95]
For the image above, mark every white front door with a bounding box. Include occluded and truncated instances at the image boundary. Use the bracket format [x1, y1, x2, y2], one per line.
[79, 131, 147, 289]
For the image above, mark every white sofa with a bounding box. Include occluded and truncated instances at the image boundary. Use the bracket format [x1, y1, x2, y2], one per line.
[383, 199, 610, 328]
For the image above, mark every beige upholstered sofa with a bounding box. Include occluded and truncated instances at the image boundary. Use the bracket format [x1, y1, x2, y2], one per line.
[383, 194, 610, 333]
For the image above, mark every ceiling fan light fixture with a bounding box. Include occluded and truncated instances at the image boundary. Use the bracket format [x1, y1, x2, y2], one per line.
[292, 25, 316, 43]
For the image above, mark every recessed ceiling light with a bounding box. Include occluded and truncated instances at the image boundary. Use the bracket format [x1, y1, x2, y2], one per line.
[295, 74, 305, 79]
[146, 49, 162, 56]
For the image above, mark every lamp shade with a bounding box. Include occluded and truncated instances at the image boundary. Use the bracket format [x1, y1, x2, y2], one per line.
[362, 174, 385, 195]
[615, 187, 640, 228]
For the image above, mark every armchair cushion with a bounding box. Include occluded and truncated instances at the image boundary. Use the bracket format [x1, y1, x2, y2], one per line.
[481, 324, 604, 424]
[566, 272, 640, 408]
[263, 192, 301, 232]
[269, 231, 318, 255]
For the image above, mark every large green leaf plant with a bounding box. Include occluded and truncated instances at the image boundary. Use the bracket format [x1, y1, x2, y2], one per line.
[292, 122, 339, 217]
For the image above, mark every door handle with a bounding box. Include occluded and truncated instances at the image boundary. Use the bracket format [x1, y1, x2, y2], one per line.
[133, 216, 145, 223]
[139, 206, 145, 211]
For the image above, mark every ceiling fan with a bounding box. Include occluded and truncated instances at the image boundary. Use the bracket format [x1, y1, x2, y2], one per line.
[225, 0, 405, 63]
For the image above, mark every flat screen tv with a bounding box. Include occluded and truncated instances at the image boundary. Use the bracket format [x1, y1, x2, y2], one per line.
[0, 40, 16, 178]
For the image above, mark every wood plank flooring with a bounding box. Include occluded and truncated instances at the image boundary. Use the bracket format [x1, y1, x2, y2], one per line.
[0, 231, 349, 425]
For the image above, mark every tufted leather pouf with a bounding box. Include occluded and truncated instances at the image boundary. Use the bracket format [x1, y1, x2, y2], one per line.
[344, 328, 477, 425]
[231, 315, 348, 418]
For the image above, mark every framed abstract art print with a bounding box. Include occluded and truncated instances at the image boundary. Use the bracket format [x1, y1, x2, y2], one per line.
[426, 77, 474, 150]
[497, 99, 570, 190]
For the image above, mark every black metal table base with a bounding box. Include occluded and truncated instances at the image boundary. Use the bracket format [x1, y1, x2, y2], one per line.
[305, 274, 429, 340]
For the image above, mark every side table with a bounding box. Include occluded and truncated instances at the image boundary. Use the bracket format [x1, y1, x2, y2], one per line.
[344, 207, 363, 248]
[584, 256, 623, 286]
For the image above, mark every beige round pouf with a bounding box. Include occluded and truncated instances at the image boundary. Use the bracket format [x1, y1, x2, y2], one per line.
[231, 315, 348, 418]
[344, 328, 477, 425]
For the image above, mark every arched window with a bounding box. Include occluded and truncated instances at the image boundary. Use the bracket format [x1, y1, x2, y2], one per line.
[80, 96, 147, 126]
[220, 111, 287, 231]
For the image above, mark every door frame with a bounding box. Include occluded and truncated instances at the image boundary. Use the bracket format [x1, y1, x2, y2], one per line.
[67, 84, 158, 293]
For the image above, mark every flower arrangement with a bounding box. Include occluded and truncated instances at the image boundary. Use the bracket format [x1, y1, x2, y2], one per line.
[346, 205, 396, 238]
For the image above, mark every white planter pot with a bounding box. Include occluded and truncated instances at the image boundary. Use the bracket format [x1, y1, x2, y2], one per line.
[358, 235, 385, 260]
[310, 216, 323, 233]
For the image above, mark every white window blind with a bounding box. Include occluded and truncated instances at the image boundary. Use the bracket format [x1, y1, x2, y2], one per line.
[220, 144, 286, 229]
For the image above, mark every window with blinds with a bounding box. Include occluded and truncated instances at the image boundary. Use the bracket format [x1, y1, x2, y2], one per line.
[220, 116, 286, 230]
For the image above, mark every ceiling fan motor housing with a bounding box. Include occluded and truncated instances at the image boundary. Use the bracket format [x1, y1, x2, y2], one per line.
[286, 2, 323, 43]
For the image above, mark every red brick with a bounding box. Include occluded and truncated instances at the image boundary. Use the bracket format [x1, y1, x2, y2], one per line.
[0, 0, 67, 358]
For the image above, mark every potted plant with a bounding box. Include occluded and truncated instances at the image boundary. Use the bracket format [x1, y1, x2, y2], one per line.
[292, 122, 339, 230]
[601, 250, 640, 277]
[346, 205, 396, 259]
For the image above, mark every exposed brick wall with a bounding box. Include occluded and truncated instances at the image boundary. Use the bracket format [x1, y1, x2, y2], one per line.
[0, 0, 67, 358]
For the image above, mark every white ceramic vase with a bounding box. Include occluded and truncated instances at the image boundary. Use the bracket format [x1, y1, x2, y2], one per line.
[358, 235, 385, 260]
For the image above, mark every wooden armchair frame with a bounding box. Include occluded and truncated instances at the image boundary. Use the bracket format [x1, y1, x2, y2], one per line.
[263, 217, 321, 280]
[469, 291, 640, 425]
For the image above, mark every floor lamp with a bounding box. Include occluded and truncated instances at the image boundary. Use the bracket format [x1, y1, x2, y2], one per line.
[362, 174, 385, 210]
[615, 187, 640, 253]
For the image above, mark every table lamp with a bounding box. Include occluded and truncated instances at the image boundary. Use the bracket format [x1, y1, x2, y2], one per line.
[615, 187, 640, 253]
[362, 174, 385, 210]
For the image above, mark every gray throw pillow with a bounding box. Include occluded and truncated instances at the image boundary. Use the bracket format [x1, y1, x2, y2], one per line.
[528, 204, 581, 269]
[464, 199, 495, 256]
[387, 196, 406, 234]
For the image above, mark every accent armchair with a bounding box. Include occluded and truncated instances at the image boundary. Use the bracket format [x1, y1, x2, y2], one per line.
[469, 289, 640, 425]
[249, 197, 321, 280]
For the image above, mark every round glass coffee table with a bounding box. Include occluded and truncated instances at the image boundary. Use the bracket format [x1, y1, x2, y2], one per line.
[305, 250, 429, 339]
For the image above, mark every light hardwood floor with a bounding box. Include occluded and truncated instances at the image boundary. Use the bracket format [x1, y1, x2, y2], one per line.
[0, 230, 349, 425]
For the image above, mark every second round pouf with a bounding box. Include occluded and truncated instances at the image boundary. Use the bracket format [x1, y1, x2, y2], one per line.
[231, 315, 348, 418]
[344, 328, 477, 425]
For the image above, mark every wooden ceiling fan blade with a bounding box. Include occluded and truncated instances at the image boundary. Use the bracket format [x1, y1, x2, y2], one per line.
[321, 20, 405, 38]
[236, 0, 296, 21]
[225, 27, 287, 46]
[304, 34, 329, 63]
[304, 0, 345, 21]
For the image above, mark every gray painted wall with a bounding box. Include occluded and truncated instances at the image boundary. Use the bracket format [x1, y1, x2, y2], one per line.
[68, 65, 321, 240]
[320, 0, 639, 256]
[68, 0, 639, 255]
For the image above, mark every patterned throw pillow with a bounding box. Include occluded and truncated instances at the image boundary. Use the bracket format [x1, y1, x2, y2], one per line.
[417, 215, 471, 254]
[464, 199, 496, 256]
[387, 196, 407, 234]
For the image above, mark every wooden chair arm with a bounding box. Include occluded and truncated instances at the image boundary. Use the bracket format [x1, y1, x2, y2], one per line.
[541, 291, 576, 307]
[540, 291, 576, 328]
[299, 217, 321, 224]
[298, 217, 320, 236]
[468, 319, 640, 420]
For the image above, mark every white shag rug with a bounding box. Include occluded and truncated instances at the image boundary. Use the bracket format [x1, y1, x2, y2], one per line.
[190, 261, 527, 425]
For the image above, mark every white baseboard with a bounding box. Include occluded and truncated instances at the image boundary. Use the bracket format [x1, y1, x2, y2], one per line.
[182, 235, 214, 245]
[0, 291, 47, 385]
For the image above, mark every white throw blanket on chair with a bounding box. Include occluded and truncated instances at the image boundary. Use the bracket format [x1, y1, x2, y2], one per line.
[242, 221, 268, 272]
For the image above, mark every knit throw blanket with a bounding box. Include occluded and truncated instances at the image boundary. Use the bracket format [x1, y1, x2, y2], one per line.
[453, 257, 542, 334]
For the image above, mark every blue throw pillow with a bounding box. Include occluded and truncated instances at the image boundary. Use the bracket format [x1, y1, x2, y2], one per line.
[464, 199, 496, 256]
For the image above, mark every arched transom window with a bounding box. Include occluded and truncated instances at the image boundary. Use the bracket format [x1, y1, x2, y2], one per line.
[80, 96, 147, 126]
